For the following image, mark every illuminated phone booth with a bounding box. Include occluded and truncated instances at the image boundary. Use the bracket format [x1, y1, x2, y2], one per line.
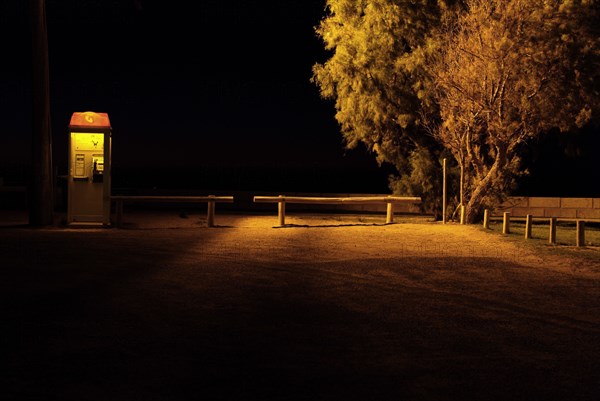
[67, 111, 112, 226]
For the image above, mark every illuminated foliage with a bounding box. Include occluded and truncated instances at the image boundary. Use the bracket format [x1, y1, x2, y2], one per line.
[429, 0, 600, 222]
[313, 0, 599, 222]
[311, 0, 458, 216]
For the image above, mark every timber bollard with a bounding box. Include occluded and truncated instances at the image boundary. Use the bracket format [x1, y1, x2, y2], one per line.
[483, 209, 490, 229]
[278, 195, 286, 226]
[525, 214, 533, 239]
[502, 212, 511, 234]
[549, 218, 557, 244]
[576, 220, 585, 247]
[386, 202, 394, 224]
[207, 195, 215, 228]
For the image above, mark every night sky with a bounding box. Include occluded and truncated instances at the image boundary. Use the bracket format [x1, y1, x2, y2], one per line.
[1, 1, 598, 195]
[1, 0, 393, 193]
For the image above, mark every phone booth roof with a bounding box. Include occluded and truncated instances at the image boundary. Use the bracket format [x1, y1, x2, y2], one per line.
[69, 111, 111, 131]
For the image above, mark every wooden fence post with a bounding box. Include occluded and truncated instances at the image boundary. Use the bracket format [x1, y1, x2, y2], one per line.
[207, 195, 215, 227]
[549, 218, 557, 244]
[502, 212, 511, 234]
[483, 209, 490, 229]
[278, 195, 286, 226]
[525, 214, 533, 239]
[386, 202, 394, 224]
[576, 220, 585, 247]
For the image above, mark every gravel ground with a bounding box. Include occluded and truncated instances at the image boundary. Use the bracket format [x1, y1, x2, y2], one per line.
[1, 210, 599, 401]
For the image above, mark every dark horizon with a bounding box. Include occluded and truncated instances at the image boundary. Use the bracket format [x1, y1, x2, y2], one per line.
[1, 0, 599, 198]
[1, 0, 400, 195]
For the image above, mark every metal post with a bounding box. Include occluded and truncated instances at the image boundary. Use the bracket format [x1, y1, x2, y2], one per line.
[549, 218, 557, 244]
[442, 158, 447, 224]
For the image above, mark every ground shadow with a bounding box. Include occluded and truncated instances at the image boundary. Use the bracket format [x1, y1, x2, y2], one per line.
[2, 218, 599, 401]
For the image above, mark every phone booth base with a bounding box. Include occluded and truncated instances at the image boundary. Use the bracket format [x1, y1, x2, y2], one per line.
[67, 112, 112, 226]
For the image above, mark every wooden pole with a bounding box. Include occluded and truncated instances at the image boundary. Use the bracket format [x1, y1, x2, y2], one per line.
[442, 158, 447, 224]
[549, 218, 557, 244]
[29, 0, 54, 226]
[278, 195, 285, 226]
[207, 195, 215, 227]
[386, 202, 394, 224]
[502, 212, 510, 234]
[483, 209, 490, 229]
[525, 214, 532, 239]
[460, 205, 466, 225]
[576, 220, 585, 247]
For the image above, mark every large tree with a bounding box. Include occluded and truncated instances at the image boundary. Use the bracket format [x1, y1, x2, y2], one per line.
[428, 0, 600, 222]
[313, 0, 599, 222]
[311, 0, 459, 217]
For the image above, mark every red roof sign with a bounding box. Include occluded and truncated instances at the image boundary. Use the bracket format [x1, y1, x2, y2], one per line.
[69, 112, 111, 130]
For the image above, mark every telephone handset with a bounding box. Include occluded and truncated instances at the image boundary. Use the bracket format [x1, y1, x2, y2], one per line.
[92, 155, 104, 174]
[92, 154, 104, 182]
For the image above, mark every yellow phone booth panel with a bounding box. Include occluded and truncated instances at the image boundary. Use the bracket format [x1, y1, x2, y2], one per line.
[67, 111, 112, 226]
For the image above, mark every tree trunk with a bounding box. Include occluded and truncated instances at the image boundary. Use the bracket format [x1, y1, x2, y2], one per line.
[464, 146, 506, 224]
[465, 184, 487, 224]
[29, 0, 54, 226]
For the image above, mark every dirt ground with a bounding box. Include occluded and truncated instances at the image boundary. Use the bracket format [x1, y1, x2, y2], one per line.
[1, 210, 599, 401]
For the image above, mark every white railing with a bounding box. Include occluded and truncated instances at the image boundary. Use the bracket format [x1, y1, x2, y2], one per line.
[253, 195, 422, 226]
[111, 195, 234, 228]
[483, 209, 596, 247]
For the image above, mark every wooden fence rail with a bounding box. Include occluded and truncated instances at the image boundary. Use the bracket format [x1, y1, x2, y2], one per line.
[111, 195, 234, 228]
[253, 195, 422, 226]
[484, 209, 597, 247]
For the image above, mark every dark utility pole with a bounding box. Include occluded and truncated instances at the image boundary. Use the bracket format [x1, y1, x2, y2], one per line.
[29, 0, 54, 226]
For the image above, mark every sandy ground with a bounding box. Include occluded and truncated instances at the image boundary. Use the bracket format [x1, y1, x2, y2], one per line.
[1, 210, 599, 401]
